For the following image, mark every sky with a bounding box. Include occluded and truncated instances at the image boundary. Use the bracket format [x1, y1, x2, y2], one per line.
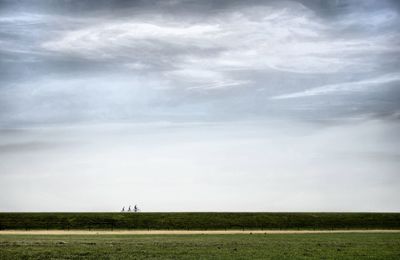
[0, 0, 399, 212]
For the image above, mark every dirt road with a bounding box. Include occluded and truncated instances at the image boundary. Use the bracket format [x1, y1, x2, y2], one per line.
[1, 230, 399, 235]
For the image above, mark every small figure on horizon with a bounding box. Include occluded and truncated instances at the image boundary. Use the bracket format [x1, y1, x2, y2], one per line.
[121, 206, 125, 212]
[128, 205, 131, 212]
[134, 205, 139, 213]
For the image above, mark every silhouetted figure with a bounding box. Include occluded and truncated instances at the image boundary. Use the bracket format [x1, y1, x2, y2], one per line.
[121, 206, 125, 212]
[134, 205, 138, 213]
[128, 205, 131, 212]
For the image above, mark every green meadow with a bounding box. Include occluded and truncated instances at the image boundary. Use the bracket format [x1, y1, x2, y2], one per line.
[1, 233, 400, 259]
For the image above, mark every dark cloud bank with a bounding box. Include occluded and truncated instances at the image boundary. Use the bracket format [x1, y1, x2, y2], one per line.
[0, 0, 399, 125]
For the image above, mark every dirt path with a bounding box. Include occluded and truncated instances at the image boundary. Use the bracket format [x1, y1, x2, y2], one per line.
[1, 230, 399, 235]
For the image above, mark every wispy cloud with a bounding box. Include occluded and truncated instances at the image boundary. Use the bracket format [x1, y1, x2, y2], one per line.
[271, 73, 400, 100]
[38, 2, 398, 92]
[1, 0, 400, 124]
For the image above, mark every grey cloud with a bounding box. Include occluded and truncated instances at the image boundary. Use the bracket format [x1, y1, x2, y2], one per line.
[0, 0, 399, 126]
[0, 141, 71, 154]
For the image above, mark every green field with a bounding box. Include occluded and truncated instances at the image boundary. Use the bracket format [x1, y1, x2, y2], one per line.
[1, 212, 399, 230]
[0, 233, 399, 259]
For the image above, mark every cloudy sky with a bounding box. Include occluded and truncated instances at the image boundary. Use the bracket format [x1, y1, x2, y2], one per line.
[0, 0, 399, 212]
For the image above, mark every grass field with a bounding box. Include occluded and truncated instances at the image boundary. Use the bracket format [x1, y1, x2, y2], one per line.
[0, 233, 399, 259]
[1, 212, 400, 230]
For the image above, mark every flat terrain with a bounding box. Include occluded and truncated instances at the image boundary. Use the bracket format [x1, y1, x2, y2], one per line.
[1, 233, 399, 259]
[1, 213, 399, 259]
[1, 212, 400, 230]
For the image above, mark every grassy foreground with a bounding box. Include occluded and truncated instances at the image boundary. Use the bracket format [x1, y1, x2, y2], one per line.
[0, 233, 399, 259]
[1, 212, 400, 230]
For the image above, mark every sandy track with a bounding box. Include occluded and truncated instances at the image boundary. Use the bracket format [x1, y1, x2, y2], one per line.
[1, 230, 399, 235]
